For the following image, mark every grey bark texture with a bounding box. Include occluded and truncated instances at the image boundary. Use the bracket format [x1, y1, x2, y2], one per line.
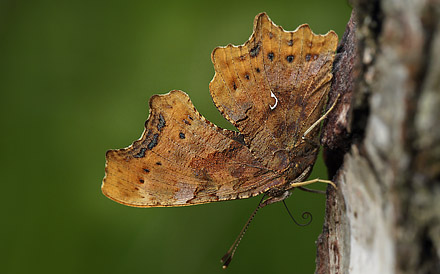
[315, 1, 440, 273]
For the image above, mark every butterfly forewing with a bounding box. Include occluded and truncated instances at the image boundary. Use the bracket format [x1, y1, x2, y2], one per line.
[102, 90, 280, 207]
[210, 13, 338, 172]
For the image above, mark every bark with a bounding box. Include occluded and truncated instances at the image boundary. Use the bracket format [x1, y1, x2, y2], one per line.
[316, 1, 440, 273]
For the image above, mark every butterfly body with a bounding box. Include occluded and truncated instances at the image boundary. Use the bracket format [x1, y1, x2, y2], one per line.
[102, 13, 338, 208]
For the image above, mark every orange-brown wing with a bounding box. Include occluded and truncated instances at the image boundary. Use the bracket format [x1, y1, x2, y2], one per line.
[102, 90, 282, 207]
[210, 13, 338, 170]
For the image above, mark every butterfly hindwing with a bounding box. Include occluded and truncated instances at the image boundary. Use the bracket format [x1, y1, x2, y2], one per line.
[102, 90, 280, 207]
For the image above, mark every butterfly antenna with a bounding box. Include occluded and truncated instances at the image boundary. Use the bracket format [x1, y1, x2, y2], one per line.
[282, 200, 312, 227]
[221, 194, 266, 269]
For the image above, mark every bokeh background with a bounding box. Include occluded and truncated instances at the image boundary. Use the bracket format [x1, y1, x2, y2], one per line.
[1, 1, 351, 273]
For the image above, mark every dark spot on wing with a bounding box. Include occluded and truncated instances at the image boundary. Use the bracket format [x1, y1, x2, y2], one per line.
[156, 161, 162, 166]
[256, 67, 260, 73]
[286, 55, 294, 63]
[268, 52, 274, 61]
[143, 168, 150, 173]
[305, 54, 311, 61]
[147, 133, 159, 150]
[232, 81, 237, 90]
[244, 74, 250, 80]
[288, 39, 293, 46]
[157, 114, 166, 131]
[179, 132, 185, 139]
[139, 179, 144, 184]
[134, 148, 147, 158]
[249, 43, 261, 58]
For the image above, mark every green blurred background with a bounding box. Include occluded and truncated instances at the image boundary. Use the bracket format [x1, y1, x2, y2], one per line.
[1, 1, 351, 273]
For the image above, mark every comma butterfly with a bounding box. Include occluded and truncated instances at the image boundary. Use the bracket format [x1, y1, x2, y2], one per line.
[102, 12, 338, 268]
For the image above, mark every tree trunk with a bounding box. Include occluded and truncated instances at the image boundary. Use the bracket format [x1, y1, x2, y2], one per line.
[315, 1, 440, 273]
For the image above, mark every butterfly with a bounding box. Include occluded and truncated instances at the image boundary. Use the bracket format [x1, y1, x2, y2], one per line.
[102, 12, 338, 267]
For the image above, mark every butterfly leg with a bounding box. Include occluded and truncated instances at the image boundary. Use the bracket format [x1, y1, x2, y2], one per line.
[288, 178, 337, 189]
[259, 189, 292, 208]
[298, 186, 326, 194]
[302, 93, 340, 140]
